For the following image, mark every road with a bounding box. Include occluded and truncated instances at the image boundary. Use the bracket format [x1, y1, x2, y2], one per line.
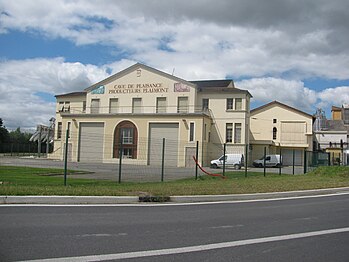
[1, 194, 349, 261]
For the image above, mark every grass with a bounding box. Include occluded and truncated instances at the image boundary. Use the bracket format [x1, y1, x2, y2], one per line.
[0, 165, 348, 196]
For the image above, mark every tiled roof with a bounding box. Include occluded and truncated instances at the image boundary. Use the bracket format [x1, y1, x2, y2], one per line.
[190, 79, 233, 88]
[325, 120, 348, 132]
[55, 91, 86, 98]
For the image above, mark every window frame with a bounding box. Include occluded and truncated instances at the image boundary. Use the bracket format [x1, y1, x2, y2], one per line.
[226, 98, 234, 110]
[234, 123, 242, 143]
[189, 122, 195, 142]
[226, 123, 233, 143]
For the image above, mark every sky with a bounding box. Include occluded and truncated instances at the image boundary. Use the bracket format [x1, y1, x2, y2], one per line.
[1, 0, 349, 130]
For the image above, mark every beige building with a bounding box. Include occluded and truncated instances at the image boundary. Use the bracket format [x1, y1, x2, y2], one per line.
[52, 63, 252, 167]
[250, 101, 313, 165]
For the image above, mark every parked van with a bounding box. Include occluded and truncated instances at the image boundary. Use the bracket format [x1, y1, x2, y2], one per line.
[253, 154, 282, 167]
[210, 154, 244, 169]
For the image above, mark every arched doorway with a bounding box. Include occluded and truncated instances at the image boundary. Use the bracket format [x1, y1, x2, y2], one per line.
[113, 121, 138, 159]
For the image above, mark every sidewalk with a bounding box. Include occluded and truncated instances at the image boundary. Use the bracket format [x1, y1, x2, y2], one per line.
[1, 187, 349, 204]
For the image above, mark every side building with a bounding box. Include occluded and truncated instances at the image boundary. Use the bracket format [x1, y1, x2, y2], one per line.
[250, 101, 313, 166]
[51, 63, 252, 167]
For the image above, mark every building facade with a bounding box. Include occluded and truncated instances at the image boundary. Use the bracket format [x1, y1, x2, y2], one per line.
[51, 63, 251, 167]
[250, 101, 313, 165]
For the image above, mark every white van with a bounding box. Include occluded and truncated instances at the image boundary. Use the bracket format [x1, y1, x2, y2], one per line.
[253, 155, 282, 167]
[210, 154, 244, 169]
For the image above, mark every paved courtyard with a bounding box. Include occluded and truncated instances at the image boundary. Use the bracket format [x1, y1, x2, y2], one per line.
[0, 156, 305, 182]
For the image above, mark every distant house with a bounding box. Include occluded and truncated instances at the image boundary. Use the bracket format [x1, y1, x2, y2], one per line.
[315, 104, 349, 165]
[250, 101, 313, 166]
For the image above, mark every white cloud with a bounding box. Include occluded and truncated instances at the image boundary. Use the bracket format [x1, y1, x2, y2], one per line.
[317, 86, 349, 109]
[236, 78, 318, 113]
[0, 1, 349, 127]
[1, 0, 349, 80]
[0, 58, 110, 129]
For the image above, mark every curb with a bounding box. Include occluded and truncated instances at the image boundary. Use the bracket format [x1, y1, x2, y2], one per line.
[1, 187, 349, 205]
[0, 195, 139, 204]
[171, 187, 349, 203]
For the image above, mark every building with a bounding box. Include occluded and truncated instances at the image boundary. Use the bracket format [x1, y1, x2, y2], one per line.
[51, 63, 252, 167]
[315, 104, 349, 165]
[250, 101, 313, 165]
[331, 106, 342, 120]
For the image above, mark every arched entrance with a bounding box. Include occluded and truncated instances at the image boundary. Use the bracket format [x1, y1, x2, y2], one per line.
[113, 121, 138, 159]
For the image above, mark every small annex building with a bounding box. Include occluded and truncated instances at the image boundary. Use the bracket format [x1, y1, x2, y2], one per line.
[250, 101, 313, 166]
[51, 63, 252, 167]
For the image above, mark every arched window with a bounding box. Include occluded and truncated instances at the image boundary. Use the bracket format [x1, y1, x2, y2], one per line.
[113, 121, 138, 159]
[273, 127, 277, 140]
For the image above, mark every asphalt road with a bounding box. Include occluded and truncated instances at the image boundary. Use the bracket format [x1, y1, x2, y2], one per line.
[1, 194, 349, 261]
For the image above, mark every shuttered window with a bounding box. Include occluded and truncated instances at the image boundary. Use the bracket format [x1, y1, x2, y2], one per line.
[91, 99, 100, 114]
[177, 97, 188, 113]
[132, 98, 142, 113]
[156, 97, 167, 113]
[109, 98, 118, 113]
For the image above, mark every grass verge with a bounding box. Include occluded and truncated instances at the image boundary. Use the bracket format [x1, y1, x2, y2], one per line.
[0, 165, 348, 196]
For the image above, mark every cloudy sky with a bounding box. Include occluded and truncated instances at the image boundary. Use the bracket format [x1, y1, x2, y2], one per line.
[1, 0, 349, 130]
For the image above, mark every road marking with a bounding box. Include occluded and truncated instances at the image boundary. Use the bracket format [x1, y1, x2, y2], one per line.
[2, 191, 349, 207]
[19, 227, 349, 262]
[210, 224, 244, 229]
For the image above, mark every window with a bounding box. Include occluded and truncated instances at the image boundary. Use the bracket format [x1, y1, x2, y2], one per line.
[82, 101, 86, 113]
[64, 102, 70, 112]
[226, 123, 233, 143]
[121, 128, 133, 144]
[58, 101, 70, 112]
[202, 99, 209, 111]
[235, 98, 242, 110]
[57, 122, 62, 139]
[109, 98, 119, 113]
[234, 123, 242, 143]
[273, 127, 277, 140]
[91, 99, 100, 114]
[58, 102, 64, 112]
[177, 97, 188, 113]
[344, 108, 349, 125]
[113, 121, 138, 159]
[67, 122, 71, 138]
[273, 119, 277, 124]
[227, 98, 234, 110]
[156, 97, 167, 113]
[189, 122, 195, 142]
[132, 98, 142, 113]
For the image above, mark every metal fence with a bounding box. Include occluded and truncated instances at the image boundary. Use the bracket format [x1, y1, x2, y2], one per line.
[0, 143, 53, 156]
[0, 131, 336, 183]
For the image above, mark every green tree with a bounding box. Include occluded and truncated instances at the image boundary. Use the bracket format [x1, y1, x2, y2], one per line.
[0, 118, 10, 143]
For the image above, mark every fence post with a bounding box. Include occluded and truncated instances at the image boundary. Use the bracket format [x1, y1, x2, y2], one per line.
[328, 152, 331, 166]
[195, 141, 199, 180]
[161, 138, 165, 182]
[223, 143, 226, 177]
[245, 144, 248, 178]
[292, 149, 295, 175]
[279, 147, 282, 175]
[46, 128, 50, 157]
[38, 125, 42, 158]
[303, 150, 307, 174]
[118, 142, 123, 183]
[63, 128, 69, 186]
[263, 147, 266, 177]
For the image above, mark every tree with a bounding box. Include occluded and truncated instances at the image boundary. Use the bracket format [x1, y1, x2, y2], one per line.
[0, 118, 10, 143]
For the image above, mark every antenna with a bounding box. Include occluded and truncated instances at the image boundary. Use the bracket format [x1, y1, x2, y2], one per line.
[172, 68, 175, 75]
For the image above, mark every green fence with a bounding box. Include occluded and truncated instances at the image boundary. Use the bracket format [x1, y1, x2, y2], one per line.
[304, 150, 330, 173]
